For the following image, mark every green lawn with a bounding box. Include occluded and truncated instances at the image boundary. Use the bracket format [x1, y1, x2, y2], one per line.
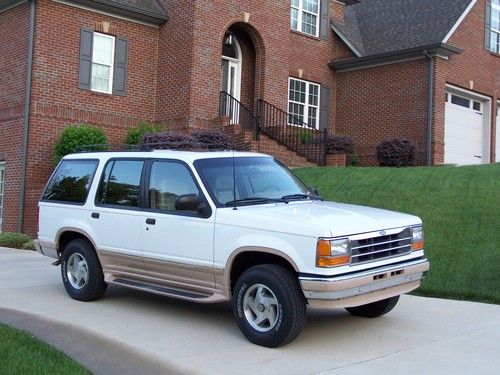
[0, 324, 89, 375]
[294, 163, 500, 305]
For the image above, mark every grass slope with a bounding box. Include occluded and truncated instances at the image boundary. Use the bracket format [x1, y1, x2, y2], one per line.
[0, 324, 89, 375]
[295, 164, 500, 304]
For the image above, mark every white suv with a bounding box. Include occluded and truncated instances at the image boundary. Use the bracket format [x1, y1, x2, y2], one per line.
[35, 150, 429, 347]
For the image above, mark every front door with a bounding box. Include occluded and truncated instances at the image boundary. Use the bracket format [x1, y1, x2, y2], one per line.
[141, 159, 216, 294]
[221, 33, 241, 124]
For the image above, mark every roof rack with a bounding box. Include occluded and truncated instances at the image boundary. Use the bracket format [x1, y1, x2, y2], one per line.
[75, 142, 236, 153]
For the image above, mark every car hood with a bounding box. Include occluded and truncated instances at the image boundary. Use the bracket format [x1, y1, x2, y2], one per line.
[215, 200, 421, 238]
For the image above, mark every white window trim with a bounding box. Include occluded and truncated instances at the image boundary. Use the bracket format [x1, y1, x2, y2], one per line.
[291, 0, 320, 37]
[0, 162, 5, 231]
[288, 77, 320, 129]
[91, 32, 115, 94]
[491, 0, 500, 53]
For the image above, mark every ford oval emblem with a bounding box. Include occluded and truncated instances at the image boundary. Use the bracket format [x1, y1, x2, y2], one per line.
[380, 230, 386, 236]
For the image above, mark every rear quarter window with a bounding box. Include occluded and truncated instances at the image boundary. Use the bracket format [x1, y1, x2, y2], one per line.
[41, 159, 98, 204]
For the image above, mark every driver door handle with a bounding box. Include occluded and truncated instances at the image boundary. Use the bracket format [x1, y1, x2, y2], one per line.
[146, 218, 156, 225]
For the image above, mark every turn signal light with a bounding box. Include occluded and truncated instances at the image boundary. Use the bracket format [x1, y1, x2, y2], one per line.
[412, 240, 424, 251]
[316, 255, 350, 267]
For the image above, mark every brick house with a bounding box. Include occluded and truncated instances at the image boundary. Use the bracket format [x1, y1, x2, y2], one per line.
[0, 0, 498, 235]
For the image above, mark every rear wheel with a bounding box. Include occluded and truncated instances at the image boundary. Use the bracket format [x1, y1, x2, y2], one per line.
[345, 296, 400, 318]
[232, 264, 306, 348]
[61, 239, 107, 301]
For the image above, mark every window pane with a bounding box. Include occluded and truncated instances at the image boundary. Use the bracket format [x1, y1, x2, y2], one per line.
[473, 101, 481, 111]
[102, 160, 143, 207]
[491, 31, 500, 54]
[42, 160, 98, 203]
[308, 107, 317, 127]
[93, 33, 114, 65]
[91, 64, 110, 92]
[289, 102, 304, 124]
[309, 84, 319, 106]
[291, 0, 299, 7]
[492, 8, 500, 31]
[291, 8, 299, 30]
[303, 0, 319, 14]
[289, 79, 306, 103]
[149, 162, 200, 211]
[451, 95, 470, 108]
[301, 12, 317, 35]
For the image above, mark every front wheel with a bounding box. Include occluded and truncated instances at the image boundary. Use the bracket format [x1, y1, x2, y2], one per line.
[232, 264, 306, 348]
[345, 295, 400, 318]
[61, 239, 107, 301]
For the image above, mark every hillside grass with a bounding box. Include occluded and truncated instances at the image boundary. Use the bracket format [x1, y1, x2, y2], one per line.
[294, 163, 500, 304]
[0, 324, 89, 375]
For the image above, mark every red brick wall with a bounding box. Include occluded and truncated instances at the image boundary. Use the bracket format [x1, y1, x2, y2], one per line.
[433, 0, 499, 164]
[0, 3, 30, 232]
[335, 59, 429, 165]
[20, 0, 160, 234]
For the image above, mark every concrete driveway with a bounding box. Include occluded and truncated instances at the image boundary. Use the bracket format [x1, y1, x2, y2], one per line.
[0, 247, 499, 375]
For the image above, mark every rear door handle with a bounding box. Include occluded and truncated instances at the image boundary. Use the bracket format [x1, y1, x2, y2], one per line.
[91, 212, 100, 219]
[146, 218, 156, 225]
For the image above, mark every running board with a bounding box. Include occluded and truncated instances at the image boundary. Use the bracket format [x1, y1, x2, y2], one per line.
[111, 278, 211, 300]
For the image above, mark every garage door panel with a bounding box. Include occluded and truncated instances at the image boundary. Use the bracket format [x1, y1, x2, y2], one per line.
[444, 99, 485, 165]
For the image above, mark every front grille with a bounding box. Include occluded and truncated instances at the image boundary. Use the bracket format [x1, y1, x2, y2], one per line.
[350, 227, 412, 265]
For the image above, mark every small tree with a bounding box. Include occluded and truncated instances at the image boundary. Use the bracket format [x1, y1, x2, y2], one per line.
[54, 124, 107, 163]
[191, 129, 234, 150]
[327, 135, 358, 166]
[125, 121, 164, 146]
[139, 131, 199, 150]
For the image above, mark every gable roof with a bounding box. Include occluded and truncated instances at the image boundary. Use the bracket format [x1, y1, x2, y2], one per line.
[67, 0, 168, 25]
[331, 0, 475, 70]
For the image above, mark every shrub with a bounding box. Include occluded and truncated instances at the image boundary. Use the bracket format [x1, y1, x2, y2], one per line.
[327, 135, 358, 166]
[299, 130, 314, 144]
[21, 240, 35, 251]
[376, 138, 417, 167]
[191, 130, 234, 150]
[125, 121, 164, 146]
[54, 124, 107, 163]
[139, 131, 199, 150]
[0, 233, 32, 249]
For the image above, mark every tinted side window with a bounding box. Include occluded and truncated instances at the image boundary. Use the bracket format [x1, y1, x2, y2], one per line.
[148, 161, 200, 212]
[97, 160, 144, 207]
[42, 160, 98, 204]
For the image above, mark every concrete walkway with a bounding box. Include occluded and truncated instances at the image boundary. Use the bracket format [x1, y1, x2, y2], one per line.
[0, 247, 499, 374]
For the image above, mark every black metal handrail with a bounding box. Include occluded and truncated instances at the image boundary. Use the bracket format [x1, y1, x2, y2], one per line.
[219, 91, 260, 140]
[256, 99, 327, 165]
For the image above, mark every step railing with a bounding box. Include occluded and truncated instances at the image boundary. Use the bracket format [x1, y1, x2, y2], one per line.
[256, 99, 327, 165]
[219, 91, 260, 141]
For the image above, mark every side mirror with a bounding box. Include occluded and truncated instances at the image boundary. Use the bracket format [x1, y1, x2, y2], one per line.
[309, 186, 320, 196]
[175, 194, 200, 211]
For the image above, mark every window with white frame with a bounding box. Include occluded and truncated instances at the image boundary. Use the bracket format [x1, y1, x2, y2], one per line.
[291, 0, 320, 36]
[91, 32, 115, 94]
[288, 78, 320, 128]
[490, 0, 500, 53]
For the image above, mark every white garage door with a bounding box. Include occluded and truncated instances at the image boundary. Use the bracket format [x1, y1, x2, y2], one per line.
[496, 103, 500, 162]
[445, 92, 485, 165]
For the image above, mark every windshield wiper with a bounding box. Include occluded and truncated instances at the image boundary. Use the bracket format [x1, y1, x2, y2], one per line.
[225, 197, 285, 206]
[281, 193, 323, 201]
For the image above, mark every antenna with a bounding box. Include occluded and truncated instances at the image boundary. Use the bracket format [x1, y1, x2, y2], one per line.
[232, 149, 237, 210]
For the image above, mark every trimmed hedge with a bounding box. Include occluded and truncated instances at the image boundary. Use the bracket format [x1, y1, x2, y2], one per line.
[54, 124, 107, 163]
[191, 130, 234, 150]
[125, 121, 164, 146]
[0, 233, 33, 250]
[327, 135, 358, 166]
[376, 138, 417, 167]
[139, 131, 199, 150]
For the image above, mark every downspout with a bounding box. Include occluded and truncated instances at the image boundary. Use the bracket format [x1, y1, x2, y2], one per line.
[18, 0, 35, 233]
[424, 50, 434, 166]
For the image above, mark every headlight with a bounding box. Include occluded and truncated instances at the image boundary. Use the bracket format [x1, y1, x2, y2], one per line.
[411, 225, 424, 251]
[316, 238, 350, 267]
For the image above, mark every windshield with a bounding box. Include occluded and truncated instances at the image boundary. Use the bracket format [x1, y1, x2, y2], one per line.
[194, 157, 313, 206]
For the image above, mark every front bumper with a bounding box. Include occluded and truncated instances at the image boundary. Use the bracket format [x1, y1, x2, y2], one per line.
[300, 258, 430, 308]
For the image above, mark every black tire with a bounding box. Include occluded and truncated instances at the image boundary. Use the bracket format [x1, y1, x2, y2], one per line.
[61, 238, 107, 301]
[232, 264, 306, 348]
[345, 295, 400, 318]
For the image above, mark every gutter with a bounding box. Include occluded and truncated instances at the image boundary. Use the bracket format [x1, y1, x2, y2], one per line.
[18, 0, 35, 233]
[329, 43, 462, 72]
[424, 50, 434, 166]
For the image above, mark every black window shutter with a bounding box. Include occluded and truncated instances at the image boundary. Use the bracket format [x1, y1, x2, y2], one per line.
[320, 85, 330, 131]
[485, 1, 491, 50]
[78, 28, 93, 90]
[320, 0, 330, 40]
[113, 37, 129, 96]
